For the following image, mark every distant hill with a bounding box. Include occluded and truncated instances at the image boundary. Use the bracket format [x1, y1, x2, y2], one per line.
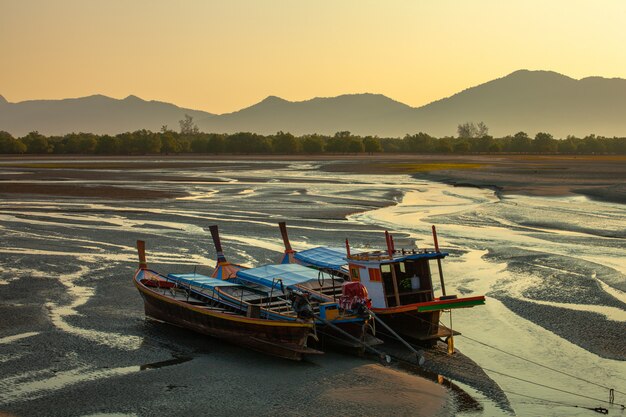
[197, 70, 626, 137]
[0, 94, 213, 137]
[2, 70, 626, 137]
[196, 93, 412, 136]
[403, 70, 626, 137]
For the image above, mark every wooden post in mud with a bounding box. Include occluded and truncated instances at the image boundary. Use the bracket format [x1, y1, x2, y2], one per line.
[432, 226, 447, 296]
[386, 231, 402, 306]
[278, 221, 293, 253]
[137, 240, 147, 269]
[447, 312, 455, 355]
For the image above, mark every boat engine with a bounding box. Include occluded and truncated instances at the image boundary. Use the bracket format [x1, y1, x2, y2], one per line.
[339, 282, 371, 315]
[289, 291, 314, 320]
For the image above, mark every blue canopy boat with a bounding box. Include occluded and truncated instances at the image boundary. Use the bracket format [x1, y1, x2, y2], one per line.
[277, 222, 486, 346]
[133, 240, 321, 360]
[207, 226, 382, 349]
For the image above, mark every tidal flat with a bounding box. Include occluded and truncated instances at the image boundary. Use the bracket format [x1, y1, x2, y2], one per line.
[0, 155, 624, 417]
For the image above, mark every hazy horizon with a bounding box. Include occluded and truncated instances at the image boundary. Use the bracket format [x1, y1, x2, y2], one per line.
[2, 1, 625, 114]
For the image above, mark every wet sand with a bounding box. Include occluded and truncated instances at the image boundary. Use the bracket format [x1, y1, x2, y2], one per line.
[1, 155, 623, 416]
[0, 159, 460, 417]
[320, 154, 626, 204]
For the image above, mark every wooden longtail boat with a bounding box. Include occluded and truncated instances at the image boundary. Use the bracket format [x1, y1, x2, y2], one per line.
[207, 226, 382, 348]
[277, 222, 486, 346]
[133, 240, 322, 361]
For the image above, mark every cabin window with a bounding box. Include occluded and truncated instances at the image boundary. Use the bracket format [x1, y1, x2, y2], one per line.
[381, 264, 391, 273]
[399, 262, 406, 273]
[369, 268, 382, 282]
[350, 266, 360, 282]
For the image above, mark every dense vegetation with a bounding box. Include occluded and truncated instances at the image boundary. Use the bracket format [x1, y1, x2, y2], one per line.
[1, 118, 625, 155]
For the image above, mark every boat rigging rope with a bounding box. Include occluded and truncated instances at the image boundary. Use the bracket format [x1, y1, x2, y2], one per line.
[313, 314, 390, 362]
[460, 334, 626, 397]
[481, 367, 625, 409]
[395, 310, 625, 409]
[399, 310, 625, 398]
[503, 389, 609, 414]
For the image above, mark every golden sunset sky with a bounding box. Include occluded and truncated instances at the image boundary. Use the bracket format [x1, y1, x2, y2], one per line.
[1, 0, 625, 113]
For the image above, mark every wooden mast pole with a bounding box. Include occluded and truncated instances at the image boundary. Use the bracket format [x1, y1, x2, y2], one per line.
[432, 226, 454, 354]
[386, 231, 401, 307]
[432, 225, 446, 296]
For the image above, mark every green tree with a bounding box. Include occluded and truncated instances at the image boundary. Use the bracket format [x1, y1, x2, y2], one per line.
[578, 135, 606, 154]
[363, 136, 382, 154]
[132, 130, 161, 154]
[347, 137, 364, 153]
[558, 136, 578, 154]
[474, 135, 495, 153]
[458, 122, 488, 139]
[533, 132, 557, 153]
[454, 141, 470, 153]
[208, 134, 226, 153]
[381, 138, 401, 152]
[95, 135, 120, 154]
[326, 134, 349, 153]
[272, 131, 299, 153]
[78, 133, 97, 153]
[457, 122, 478, 139]
[0, 131, 26, 154]
[191, 136, 209, 153]
[476, 122, 489, 137]
[22, 131, 51, 154]
[404, 132, 435, 153]
[302, 135, 324, 153]
[226, 132, 271, 153]
[435, 137, 453, 153]
[510, 131, 532, 152]
[161, 132, 179, 154]
[179, 114, 199, 135]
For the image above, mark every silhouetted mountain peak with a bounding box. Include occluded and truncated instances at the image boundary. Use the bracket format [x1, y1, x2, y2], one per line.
[124, 94, 144, 102]
[2, 69, 625, 137]
[309, 93, 406, 105]
[507, 69, 571, 79]
[79, 94, 113, 102]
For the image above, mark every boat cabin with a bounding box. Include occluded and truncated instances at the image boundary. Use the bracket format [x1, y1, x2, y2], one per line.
[346, 250, 446, 309]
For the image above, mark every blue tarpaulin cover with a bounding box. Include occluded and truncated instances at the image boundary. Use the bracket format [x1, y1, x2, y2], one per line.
[380, 252, 449, 264]
[294, 247, 349, 270]
[167, 273, 241, 289]
[236, 264, 320, 289]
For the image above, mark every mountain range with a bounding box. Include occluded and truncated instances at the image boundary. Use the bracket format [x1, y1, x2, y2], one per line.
[2, 70, 626, 138]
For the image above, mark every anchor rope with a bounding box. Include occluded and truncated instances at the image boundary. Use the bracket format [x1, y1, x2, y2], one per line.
[503, 389, 609, 414]
[398, 310, 625, 398]
[460, 334, 626, 396]
[481, 367, 625, 408]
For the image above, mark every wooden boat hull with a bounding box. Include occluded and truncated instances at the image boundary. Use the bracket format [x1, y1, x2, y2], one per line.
[207, 286, 382, 348]
[371, 296, 485, 343]
[134, 270, 321, 360]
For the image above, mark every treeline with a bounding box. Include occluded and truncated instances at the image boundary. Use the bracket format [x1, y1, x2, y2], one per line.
[1, 129, 625, 155]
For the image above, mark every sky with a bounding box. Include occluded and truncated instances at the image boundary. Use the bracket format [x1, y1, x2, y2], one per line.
[1, 0, 625, 114]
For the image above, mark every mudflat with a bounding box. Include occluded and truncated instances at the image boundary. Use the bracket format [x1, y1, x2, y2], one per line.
[1, 154, 624, 204]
